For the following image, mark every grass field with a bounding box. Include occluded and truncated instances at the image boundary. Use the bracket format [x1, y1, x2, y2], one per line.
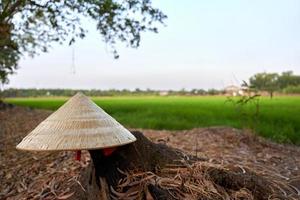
[5, 96, 300, 145]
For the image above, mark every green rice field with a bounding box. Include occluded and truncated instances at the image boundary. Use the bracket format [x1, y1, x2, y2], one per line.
[5, 96, 300, 145]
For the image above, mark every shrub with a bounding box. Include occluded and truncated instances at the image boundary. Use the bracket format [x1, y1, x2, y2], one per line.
[283, 85, 300, 94]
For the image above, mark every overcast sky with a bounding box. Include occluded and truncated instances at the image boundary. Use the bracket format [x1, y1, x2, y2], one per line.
[5, 0, 300, 90]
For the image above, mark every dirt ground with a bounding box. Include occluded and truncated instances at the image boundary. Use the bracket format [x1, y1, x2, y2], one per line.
[1, 105, 300, 199]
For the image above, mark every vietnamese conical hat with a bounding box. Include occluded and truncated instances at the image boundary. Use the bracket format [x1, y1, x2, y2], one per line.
[16, 93, 136, 151]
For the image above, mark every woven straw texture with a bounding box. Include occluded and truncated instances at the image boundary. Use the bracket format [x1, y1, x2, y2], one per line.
[16, 93, 136, 151]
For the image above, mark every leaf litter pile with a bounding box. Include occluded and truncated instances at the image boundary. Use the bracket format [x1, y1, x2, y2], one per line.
[1, 104, 300, 200]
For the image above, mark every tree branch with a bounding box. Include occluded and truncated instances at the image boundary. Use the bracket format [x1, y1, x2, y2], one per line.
[0, 1, 11, 21]
[1, 0, 25, 22]
[27, 0, 51, 9]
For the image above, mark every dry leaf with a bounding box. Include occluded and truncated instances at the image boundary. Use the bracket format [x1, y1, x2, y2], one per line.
[57, 192, 75, 199]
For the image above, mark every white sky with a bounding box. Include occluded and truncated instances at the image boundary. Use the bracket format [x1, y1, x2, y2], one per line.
[6, 0, 300, 90]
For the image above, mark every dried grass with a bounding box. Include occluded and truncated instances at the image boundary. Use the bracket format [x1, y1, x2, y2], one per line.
[111, 161, 299, 200]
[1, 106, 300, 199]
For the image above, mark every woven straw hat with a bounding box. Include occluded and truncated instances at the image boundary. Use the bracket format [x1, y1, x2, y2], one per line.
[16, 93, 136, 151]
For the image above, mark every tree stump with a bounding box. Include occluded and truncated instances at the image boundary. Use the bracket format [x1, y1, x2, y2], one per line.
[74, 131, 288, 200]
[85, 131, 194, 200]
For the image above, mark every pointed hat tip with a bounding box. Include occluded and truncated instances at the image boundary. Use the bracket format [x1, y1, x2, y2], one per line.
[75, 92, 85, 96]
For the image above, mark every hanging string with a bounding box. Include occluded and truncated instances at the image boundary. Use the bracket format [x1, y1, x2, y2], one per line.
[71, 45, 76, 75]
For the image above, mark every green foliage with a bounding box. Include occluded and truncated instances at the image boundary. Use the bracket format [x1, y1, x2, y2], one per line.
[5, 96, 300, 145]
[278, 71, 300, 89]
[0, 0, 166, 83]
[226, 89, 260, 130]
[249, 72, 279, 98]
[283, 85, 300, 94]
[249, 71, 300, 97]
[0, 21, 19, 84]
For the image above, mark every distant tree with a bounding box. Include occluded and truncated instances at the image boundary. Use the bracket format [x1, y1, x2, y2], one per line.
[196, 89, 207, 95]
[283, 85, 300, 94]
[249, 72, 279, 98]
[207, 89, 219, 95]
[135, 88, 141, 93]
[277, 71, 300, 89]
[191, 89, 198, 95]
[188, 88, 206, 95]
[0, 0, 166, 84]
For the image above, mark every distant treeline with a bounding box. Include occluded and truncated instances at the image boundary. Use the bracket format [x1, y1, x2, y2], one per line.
[2, 71, 300, 98]
[0, 88, 224, 97]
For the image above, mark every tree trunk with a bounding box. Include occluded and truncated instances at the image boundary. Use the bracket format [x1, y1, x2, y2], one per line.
[270, 91, 273, 99]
